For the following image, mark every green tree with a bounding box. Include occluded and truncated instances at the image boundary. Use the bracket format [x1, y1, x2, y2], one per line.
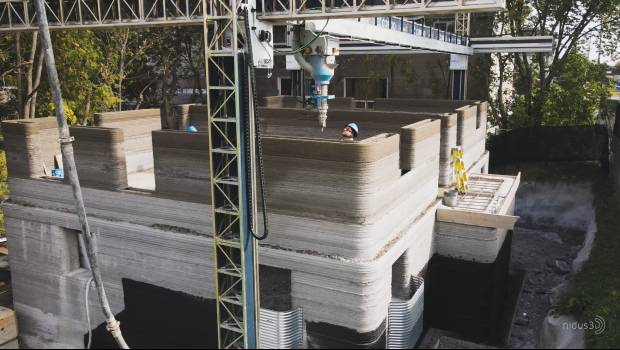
[491, 0, 620, 128]
[541, 52, 610, 126]
[39, 30, 119, 124]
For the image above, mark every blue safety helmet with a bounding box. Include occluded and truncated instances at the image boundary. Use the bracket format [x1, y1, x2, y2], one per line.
[346, 122, 359, 138]
[187, 125, 198, 133]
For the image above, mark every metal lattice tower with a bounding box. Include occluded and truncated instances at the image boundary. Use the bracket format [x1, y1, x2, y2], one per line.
[455, 12, 471, 36]
[203, 0, 259, 348]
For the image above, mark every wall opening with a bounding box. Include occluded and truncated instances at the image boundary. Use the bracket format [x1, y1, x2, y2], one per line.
[86, 279, 217, 348]
[260, 265, 292, 311]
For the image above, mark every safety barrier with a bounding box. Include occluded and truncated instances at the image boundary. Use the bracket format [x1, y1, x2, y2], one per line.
[387, 276, 424, 349]
[259, 308, 304, 349]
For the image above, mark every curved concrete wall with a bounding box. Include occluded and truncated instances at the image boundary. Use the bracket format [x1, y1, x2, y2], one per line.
[2, 105, 449, 348]
[4, 177, 439, 348]
[371, 98, 489, 181]
[262, 134, 402, 222]
[71, 127, 128, 190]
[400, 119, 442, 172]
[1, 118, 61, 179]
[260, 107, 456, 186]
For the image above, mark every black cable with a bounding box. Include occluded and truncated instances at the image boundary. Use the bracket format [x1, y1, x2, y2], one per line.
[244, 8, 269, 241]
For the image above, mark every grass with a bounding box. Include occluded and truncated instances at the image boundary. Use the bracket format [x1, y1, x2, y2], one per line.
[0, 150, 6, 237]
[557, 168, 620, 348]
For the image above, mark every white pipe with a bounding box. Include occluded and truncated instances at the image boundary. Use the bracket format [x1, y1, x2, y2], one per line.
[294, 53, 313, 74]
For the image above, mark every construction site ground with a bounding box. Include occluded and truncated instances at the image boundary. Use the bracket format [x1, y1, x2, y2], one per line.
[498, 161, 619, 349]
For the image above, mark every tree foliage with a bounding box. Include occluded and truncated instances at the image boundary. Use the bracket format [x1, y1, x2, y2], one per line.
[489, 0, 620, 128]
[39, 30, 119, 124]
[0, 27, 204, 123]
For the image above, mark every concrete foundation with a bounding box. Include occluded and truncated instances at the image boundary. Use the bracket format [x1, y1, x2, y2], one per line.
[0, 98, 512, 349]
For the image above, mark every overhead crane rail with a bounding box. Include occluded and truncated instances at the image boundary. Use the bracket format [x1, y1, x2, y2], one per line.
[0, 0, 506, 32]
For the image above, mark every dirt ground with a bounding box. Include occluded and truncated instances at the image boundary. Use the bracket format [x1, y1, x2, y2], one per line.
[501, 165, 596, 349]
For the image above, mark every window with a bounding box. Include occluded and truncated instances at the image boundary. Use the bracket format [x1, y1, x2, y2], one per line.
[278, 77, 314, 97]
[432, 20, 455, 33]
[278, 77, 292, 96]
[343, 77, 389, 100]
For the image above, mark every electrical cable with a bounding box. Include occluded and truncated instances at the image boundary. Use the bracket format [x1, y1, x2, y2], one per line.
[243, 9, 269, 241]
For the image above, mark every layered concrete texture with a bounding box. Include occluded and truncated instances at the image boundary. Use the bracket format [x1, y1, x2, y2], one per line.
[152, 130, 211, 204]
[71, 126, 128, 190]
[435, 174, 520, 263]
[354, 98, 488, 169]
[2, 108, 446, 348]
[372, 98, 489, 179]
[1, 117, 61, 178]
[260, 107, 459, 186]
[94, 109, 161, 188]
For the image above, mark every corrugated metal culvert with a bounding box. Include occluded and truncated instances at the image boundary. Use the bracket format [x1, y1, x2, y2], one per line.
[259, 307, 304, 349]
[388, 276, 425, 349]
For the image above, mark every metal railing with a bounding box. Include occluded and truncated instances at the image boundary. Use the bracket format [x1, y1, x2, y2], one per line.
[369, 16, 469, 46]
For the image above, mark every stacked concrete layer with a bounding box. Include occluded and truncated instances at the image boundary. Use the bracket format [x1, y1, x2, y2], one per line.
[4, 176, 439, 347]
[260, 107, 457, 186]
[7, 178, 211, 236]
[373, 98, 488, 120]
[94, 109, 161, 175]
[3, 202, 213, 349]
[1, 114, 439, 261]
[263, 96, 356, 109]
[2, 105, 486, 347]
[455, 104, 487, 173]
[143, 113, 441, 259]
[71, 127, 128, 190]
[1, 118, 61, 178]
[273, 204, 438, 338]
[152, 130, 211, 204]
[435, 175, 518, 263]
[262, 138, 439, 258]
[400, 119, 442, 172]
[370, 98, 490, 179]
[434, 222, 510, 263]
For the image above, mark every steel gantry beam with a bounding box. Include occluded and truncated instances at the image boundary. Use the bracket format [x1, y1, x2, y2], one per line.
[304, 17, 473, 56]
[470, 35, 555, 53]
[257, 0, 506, 22]
[0, 0, 205, 31]
[0, 0, 506, 32]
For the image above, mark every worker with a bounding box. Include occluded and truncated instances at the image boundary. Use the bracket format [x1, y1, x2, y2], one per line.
[341, 122, 359, 141]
